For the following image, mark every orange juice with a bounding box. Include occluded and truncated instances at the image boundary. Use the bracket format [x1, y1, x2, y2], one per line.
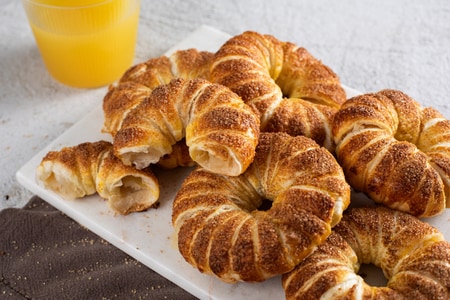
[23, 0, 140, 88]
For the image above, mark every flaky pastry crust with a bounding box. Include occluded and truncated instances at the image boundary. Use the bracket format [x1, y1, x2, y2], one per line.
[36, 141, 159, 215]
[211, 31, 346, 150]
[172, 132, 350, 283]
[332, 89, 449, 217]
[282, 206, 450, 300]
[113, 78, 260, 176]
[103, 49, 213, 169]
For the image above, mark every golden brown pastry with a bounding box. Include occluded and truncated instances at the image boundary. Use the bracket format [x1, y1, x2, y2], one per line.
[36, 141, 159, 215]
[103, 49, 214, 136]
[102, 82, 194, 169]
[282, 206, 450, 300]
[210, 31, 346, 150]
[120, 48, 214, 88]
[113, 78, 260, 176]
[172, 132, 351, 283]
[102, 49, 213, 169]
[332, 89, 449, 217]
[103, 81, 152, 137]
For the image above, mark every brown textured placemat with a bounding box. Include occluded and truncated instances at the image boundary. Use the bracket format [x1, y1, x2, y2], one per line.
[0, 196, 197, 300]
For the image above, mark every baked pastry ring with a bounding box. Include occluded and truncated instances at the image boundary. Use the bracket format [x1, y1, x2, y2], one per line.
[113, 78, 260, 176]
[36, 141, 159, 215]
[332, 89, 449, 217]
[282, 206, 450, 299]
[211, 31, 346, 150]
[172, 132, 350, 282]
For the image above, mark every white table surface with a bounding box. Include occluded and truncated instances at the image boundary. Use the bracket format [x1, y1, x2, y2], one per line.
[1, 0, 450, 210]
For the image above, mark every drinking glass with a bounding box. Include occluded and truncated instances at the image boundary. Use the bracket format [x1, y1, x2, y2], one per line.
[22, 0, 140, 88]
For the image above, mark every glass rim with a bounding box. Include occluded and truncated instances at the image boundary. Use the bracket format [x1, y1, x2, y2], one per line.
[21, 0, 127, 10]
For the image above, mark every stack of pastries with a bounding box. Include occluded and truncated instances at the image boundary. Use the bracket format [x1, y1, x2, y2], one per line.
[36, 31, 450, 299]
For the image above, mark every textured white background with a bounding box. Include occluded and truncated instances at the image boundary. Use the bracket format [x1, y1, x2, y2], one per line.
[1, 0, 450, 209]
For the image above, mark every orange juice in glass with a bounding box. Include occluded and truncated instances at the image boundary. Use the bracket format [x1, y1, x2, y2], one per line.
[22, 0, 140, 88]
